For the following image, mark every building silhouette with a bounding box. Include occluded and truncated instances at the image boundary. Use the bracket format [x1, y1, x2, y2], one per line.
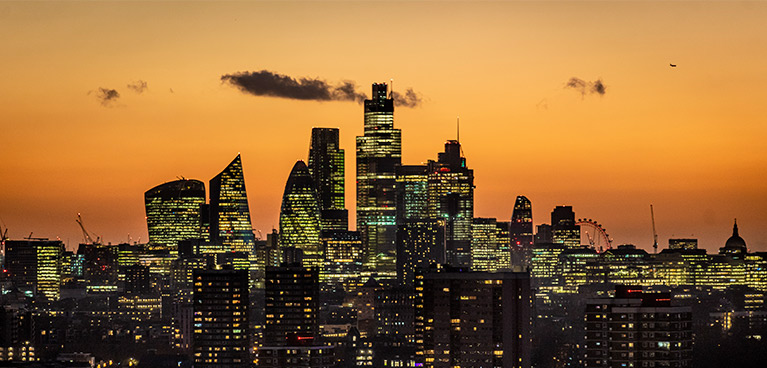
[356, 83, 401, 278]
[263, 264, 320, 346]
[416, 267, 532, 368]
[308, 127, 348, 231]
[144, 179, 206, 253]
[4, 240, 63, 300]
[280, 160, 322, 270]
[192, 269, 250, 368]
[396, 219, 445, 286]
[427, 140, 474, 267]
[510, 196, 534, 268]
[720, 219, 748, 257]
[209, 154, 255, 253]
[551, 205, 580, 248]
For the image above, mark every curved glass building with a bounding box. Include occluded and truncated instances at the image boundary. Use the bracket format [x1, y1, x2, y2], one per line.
[279, 160, 322, 269]
[144, 179, 206, 253]
[209, 154, 255, 252]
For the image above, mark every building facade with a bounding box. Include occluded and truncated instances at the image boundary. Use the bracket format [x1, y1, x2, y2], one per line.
[144, 179, 206, 253]
[308, 127, 348, 231]
[280, 160, 323, 270]
[209, 154, 255, 253]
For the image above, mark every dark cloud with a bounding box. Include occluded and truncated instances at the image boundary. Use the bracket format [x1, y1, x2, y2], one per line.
[565, 77, 606, 97]
[221, 70, 365, 102]
[392, 88, 423, 108]
[126, 80, 148, 94]
[90, 88, 120, 106]
[221, 69, 422, 107]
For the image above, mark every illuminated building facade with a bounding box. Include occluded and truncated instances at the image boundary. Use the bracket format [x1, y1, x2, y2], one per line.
[669, 238, 698, 250]
[510, 196, 534, 269]
[192, 269, 250, 368]
[308, 127, 348, 231]
[4, 240, 63, 300]
[396, 219, 444, 287]
[416, 267, 532, 368]
[427, 140, 474, 268]
[471, 218, 511, 272]
[209, 154, 255, 253]
[356, 83, 401, 277]
[144, 179, 206, 253]
[551, 206, 580, 248]
[321, 230, 363, 291]
[584, 286, 692, 368]
[264, 265, 320, 346]
[395, 165, 429, 222]
[280, 160, 322, 270]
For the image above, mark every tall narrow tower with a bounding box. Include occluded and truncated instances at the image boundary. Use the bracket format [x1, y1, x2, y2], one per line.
[510, 196, 533, 269]
[307, 128, 348, 231]
[209, 154, 255, 252]
[356, 83, 401, 278]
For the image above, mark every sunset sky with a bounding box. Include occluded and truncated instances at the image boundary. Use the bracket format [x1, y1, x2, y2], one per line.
[1, 1, 765, 253]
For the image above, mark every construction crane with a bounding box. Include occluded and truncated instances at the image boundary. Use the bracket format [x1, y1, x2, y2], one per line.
[650, 205, 659, 254]
[76, 213, 100, 245]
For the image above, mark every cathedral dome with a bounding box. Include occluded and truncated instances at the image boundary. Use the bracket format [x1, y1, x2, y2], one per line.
[723, 219, 747, 254]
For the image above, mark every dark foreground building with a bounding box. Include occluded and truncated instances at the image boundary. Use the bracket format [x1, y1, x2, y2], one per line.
[585, 286, 692, 368]
[192, 269, 250, 368]
[416, 267, 533, 368]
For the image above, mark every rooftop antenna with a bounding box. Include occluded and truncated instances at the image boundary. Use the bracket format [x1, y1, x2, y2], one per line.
[457, 116, 460, 142]
[650, 204, 659, 254]
[389, 78, 393, 99]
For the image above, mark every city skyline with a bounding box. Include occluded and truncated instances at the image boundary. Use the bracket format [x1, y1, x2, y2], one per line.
[1, 1, 766, 253]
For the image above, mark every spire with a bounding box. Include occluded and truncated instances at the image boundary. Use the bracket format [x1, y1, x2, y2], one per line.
[733, 218, 739, 236]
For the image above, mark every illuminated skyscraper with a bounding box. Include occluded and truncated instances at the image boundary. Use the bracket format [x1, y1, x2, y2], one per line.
[551, 205, 580, 248]
[192, 269, 250, 368]
[209, 154, 255, 253]
[427, 140, 474, 267]
[280, 160, 322, 270]
[5, 240, 64, 300]
[356, 83, 401, 277]
[321, 230, 364, 291]
[510, 196, 533, 268]
[471, 218, 511, 272]
[396, 219, 445, 286]
[395, 165, 429, 223]
[144, 179, 206, 253]
[308, 127, 348, 231]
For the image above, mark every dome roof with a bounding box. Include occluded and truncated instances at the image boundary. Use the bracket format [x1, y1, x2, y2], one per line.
[724, 219, 747, 251]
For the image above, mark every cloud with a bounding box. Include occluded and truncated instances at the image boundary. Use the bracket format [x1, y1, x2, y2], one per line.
[565, 77, 606, 97]
[90, 88, 120, 106]
[221, 69, 422, 107]
[392, 88, 422, 108]
[126, 80, 148, 94]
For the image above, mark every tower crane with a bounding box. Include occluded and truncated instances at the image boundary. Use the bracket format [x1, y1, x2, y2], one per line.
[650, 205, 659, 254]
[76, 213, 101, 245]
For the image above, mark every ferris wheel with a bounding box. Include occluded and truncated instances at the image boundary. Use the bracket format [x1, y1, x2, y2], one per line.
[577, 218, 613, 251]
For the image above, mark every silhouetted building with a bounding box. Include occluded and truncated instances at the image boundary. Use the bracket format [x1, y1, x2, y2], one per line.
[720, 219, 747, 257]
[669, 238, 698, 250]
[280, 160, 323, 269]
[416, 267, 533, 368]
[125, 264, 152, 295]
[534, 224, 553, 244]
[510, 196, 533, 268]
[308, 127, 348, 231]
[264, 265, 320, 346]
[551, 206, 580, 248]
[356, 83, 401, 278]
[396, 219, 445, 287]
[585, 286, 692, 368]
[144, 179, 206, 253]
[192, 269, 250, 368]
[5, 240, 63, 300]
[209, 154, 255, 253]
[427, 140, 474, 267]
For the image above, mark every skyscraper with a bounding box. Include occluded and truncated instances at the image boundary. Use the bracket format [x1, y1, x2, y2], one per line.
[192, 269, 250, 368]
[396, 219, 445, 286]
[280, 160, 322, 270]
[321, 230, 364, 291]
[144, 179, 206, 253]
[551, 205, 580, 248]
[510, 196, 533, 269]
[209, 154, 255, 253]
[427, 140, 474, 267]
[395, 165, 429, 223]
[356, 83, 401, 277]
[264, 265, 320, 346]
[308, 127, 348, 231]
[415, 267, 533, 368]
[4, 240, 63, 301]
[471, 218, 511, 272]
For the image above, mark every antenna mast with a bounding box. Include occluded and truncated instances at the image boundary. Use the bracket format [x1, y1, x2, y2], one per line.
[650, 205, 659, 254]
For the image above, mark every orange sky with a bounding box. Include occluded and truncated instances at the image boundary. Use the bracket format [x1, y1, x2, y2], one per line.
[1, 1, 765, 252]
